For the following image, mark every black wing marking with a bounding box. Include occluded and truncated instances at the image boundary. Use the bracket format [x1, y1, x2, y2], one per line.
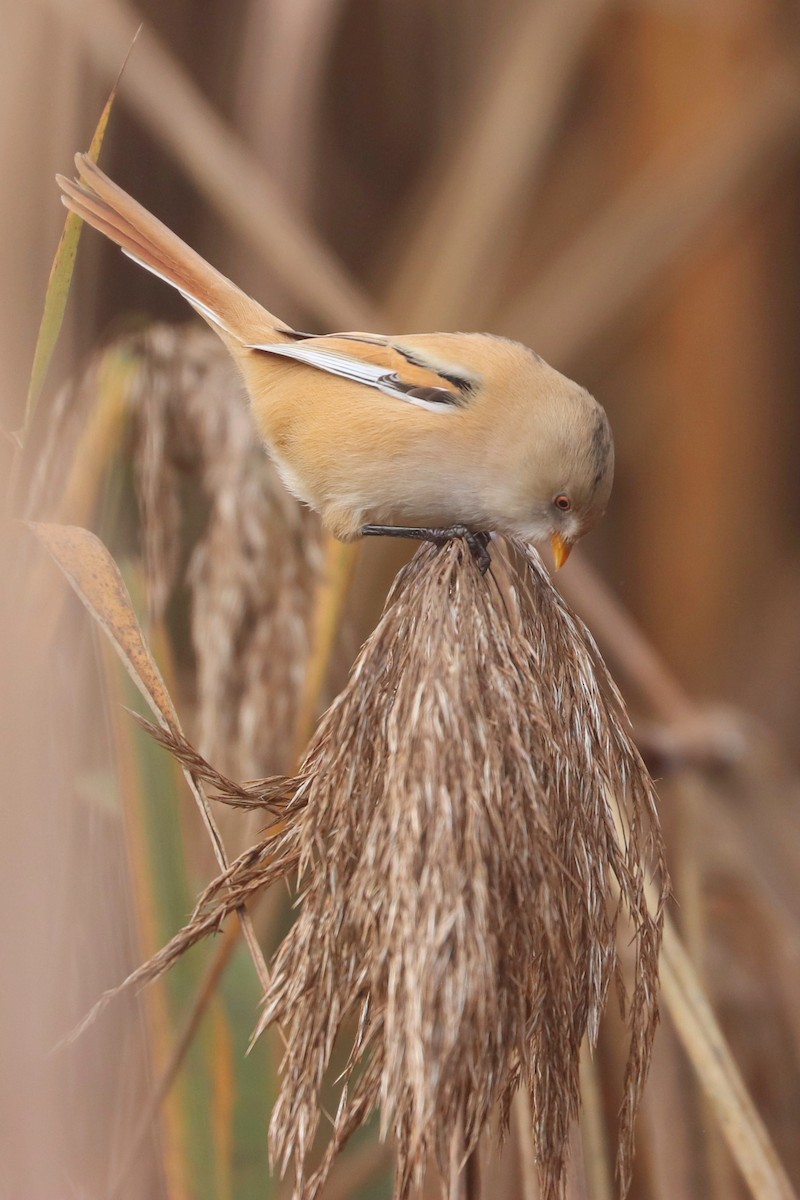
[243, 340, 462, 411]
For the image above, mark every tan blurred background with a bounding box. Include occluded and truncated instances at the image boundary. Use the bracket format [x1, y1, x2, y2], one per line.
[3, 1, 800, 1197]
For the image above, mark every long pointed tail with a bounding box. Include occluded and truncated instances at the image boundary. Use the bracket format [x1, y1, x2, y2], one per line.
[57, 154, 292, 347]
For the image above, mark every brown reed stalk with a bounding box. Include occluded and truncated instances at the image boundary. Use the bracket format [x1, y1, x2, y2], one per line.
[80, 535, 667, 1200]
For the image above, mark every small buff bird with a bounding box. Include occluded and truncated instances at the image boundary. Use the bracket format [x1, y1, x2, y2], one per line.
[58, 154, 613, 571]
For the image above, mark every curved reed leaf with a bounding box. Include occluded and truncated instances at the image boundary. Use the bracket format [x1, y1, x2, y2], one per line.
[22, 33, 138, 435]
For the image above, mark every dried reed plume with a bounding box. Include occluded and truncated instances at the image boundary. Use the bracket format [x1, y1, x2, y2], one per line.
[29, 325, 322, 777]
[82, 534, 667, 1199]
[128, 325, 322, 776]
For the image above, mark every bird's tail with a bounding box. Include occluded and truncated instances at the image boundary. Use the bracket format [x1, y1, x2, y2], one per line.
[57, 153, 292, 347]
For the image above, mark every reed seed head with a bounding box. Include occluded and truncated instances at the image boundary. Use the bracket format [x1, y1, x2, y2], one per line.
[78, 534, 666, 1198]
[255, 536, 667, 1199]
[127, 325, 322, 777]
[31, 325, 322, 778]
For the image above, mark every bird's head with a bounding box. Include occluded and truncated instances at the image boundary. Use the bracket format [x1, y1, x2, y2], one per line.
[491, 359, 614, 567]
[538, 398, 614, 568]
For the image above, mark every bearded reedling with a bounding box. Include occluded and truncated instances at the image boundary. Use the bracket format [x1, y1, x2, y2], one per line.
[58, 154, 613, 571]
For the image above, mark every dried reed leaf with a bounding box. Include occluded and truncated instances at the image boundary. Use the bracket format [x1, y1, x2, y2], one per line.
[28, 520, 272, 1000]
[21, 40, 126, 436]
[29, 521, 180, 729]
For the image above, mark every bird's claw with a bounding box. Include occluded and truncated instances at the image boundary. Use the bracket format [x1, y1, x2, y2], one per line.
[428, 526, 492, 574]
[360, 524, 492, 574]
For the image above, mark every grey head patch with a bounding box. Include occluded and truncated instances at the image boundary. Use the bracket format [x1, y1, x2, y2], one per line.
[590, 407, 614, 489]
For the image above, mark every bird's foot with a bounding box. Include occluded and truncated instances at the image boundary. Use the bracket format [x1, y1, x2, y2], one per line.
[360, 524, 492, 574]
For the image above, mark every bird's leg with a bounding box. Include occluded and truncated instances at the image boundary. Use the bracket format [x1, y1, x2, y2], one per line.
[360, 524, 492, 574]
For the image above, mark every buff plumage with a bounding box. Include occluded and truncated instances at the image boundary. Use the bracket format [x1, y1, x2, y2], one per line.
[58, 154, 613, 567]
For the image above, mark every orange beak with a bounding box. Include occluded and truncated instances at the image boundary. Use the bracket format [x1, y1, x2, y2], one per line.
[551, 532, 573, 570]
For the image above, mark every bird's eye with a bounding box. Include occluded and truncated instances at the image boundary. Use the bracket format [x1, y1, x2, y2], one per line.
[554, 494, 572, 512]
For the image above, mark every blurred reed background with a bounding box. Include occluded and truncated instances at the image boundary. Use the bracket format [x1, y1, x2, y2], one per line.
[2, 0, 800, 1197]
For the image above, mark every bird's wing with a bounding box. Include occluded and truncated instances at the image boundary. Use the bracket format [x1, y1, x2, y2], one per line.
[245, 331, 478, 412]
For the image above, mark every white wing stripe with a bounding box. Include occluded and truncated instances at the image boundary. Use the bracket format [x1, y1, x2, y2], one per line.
[245, 341, 456, 412]
[121, 249, 239, 339]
